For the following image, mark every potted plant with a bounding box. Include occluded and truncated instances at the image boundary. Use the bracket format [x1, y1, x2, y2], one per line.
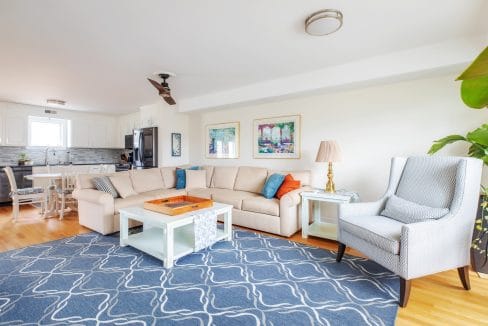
[18, 153, 29, 166]
[472, 186, 488, 277]
[428, 46, 488, 276]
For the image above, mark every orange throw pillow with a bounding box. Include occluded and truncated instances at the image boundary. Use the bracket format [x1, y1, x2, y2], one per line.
[275, 174, 301, 199]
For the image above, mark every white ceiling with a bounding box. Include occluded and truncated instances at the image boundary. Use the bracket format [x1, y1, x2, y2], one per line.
[0, 0, 487, 114]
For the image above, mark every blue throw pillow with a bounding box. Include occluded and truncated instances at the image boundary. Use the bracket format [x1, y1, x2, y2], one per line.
[175, 169, 186, 189]
[262, 173, 285, 199]
[176, 166, 200, 189]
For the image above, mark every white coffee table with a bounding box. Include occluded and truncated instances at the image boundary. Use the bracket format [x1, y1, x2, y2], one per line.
[119, 202, 233, 268]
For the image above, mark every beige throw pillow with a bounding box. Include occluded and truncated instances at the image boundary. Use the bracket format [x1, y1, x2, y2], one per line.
[109, 174, 138, 198]
[186, 170, 207, 190]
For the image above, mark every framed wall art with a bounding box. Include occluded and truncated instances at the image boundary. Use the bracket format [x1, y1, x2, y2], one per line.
[171, 133, 181, 157]
[205, 122, 239, 159]
[253, 115, 300, 159]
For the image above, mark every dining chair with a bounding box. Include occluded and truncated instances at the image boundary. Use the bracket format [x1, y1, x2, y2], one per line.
[57, 165, 77, 220]
[3, 166, 47, 221]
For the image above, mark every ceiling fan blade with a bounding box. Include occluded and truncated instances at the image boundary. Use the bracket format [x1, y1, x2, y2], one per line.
[147, 78, 165, 92]
[162, 94, 176, 105]
[149, 76, 176, 105]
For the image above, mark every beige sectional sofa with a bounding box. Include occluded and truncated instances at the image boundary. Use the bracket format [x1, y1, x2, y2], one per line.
[73, 166, 311, 237]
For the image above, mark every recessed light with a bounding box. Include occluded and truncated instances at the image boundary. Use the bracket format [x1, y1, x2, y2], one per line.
[46, 99, 66, 106]
[305, 9, 343, 36]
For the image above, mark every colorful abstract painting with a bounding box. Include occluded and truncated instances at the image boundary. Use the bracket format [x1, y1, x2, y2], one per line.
[253, 115, 300, 159]
[206, 122, 239, 158]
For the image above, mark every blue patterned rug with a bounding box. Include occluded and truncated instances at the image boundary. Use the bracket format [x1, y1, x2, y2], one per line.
[0, 229, 399, 325]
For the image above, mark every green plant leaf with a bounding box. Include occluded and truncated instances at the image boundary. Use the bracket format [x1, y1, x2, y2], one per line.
[457, 47, 488, 80]
[460, 76, 488, 109]
[467, 145, 488, 164]
[428, 135, 466, 154]
[466, 124, 488, 146]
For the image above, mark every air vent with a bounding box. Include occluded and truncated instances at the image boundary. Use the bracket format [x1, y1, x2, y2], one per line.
[46, 99, 66, 106]
[44, 109, 58, 114]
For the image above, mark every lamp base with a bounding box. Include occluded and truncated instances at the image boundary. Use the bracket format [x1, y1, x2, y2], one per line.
[325, 162, 336, 193]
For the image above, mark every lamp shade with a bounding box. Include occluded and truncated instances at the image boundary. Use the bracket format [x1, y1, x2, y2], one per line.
[315, 140, 342, 162]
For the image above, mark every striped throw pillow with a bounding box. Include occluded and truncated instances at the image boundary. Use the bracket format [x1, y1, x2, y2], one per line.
[93, 176, 119, 198]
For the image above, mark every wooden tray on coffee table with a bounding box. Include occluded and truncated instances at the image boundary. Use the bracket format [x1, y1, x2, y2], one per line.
[144, 196, 213, 216]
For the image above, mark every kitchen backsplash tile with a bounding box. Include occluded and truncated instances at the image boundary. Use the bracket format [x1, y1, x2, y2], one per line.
[0, 147, 124, 166]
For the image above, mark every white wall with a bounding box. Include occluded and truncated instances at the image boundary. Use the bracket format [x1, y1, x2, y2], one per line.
[189, 74, 487, 201]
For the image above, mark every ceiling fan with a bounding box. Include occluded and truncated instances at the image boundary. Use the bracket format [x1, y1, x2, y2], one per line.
[147, 73, 176, 105]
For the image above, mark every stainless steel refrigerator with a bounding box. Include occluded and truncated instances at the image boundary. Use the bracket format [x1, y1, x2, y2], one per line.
[133, 127, 158, 168]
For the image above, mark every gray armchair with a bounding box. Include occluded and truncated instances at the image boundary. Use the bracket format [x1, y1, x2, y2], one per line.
[336, 156, 483, 307]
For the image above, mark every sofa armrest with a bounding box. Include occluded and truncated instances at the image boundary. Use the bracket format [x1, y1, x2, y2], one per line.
[338, 198, 387, 218]
[280, 186, 312, 208]
[73, 189, 114, 205]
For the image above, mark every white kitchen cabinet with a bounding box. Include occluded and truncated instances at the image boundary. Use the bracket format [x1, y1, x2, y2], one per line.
[4, 115, 27, 146]
[90, 121, 107, 148]
[105, 117, 119, 148]
[70, 118, 91, 148]
[70, 118, 118, 148]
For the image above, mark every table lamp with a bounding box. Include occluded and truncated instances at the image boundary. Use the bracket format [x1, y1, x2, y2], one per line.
[315, 140, 342, 193]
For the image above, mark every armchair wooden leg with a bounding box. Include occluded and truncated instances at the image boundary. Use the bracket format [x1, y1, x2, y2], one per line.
[457, 266, 471, 290]
[336, 243, 346, 262]
[399, 278, 411, 307]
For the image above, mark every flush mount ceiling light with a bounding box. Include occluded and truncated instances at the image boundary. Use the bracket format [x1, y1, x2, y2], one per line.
[46, 99, 66, 106]
[305, 9, 343, 36]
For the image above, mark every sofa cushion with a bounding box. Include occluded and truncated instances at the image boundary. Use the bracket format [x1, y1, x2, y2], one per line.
[160, 167, 176, 189]
[186, 170, 207, 190]
[114, 194, 147, 213]
[211, 189, 260, 209]
[340, 215, 403, 255]
[187, 188, 214, 199]
[110, 174, 138, 199]
[141, 188, 187, 200]
[129, 168, 165, 193]
[234, 166, 268, 193]
[201, 165, 214, 188]
[262, 173, 285, 199]
[212, 166, 239, 189]
[242, 197, 280, 216]
[381, 195, 449, 224]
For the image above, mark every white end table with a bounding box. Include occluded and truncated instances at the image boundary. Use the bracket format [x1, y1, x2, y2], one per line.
[301, 190, 359, 241]
[119, 202, 233, 268]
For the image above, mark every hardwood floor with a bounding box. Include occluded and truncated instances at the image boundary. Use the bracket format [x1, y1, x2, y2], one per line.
[0, 205, 90, 252]
[1, 205, 487, 325]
